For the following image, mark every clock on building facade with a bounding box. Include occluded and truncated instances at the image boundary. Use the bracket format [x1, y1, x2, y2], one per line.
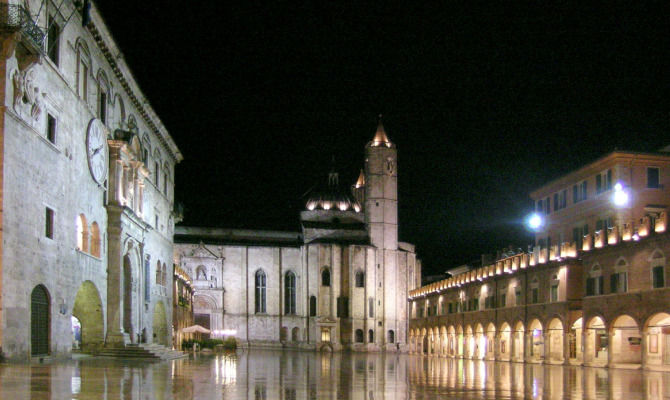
[86, 118, 108, 185]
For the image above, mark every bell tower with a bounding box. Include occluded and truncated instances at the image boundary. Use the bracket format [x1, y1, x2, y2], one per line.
[364, 116, 398, 251]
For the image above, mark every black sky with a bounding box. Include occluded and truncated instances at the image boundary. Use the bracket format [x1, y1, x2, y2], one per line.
[95, 1, 669, 275]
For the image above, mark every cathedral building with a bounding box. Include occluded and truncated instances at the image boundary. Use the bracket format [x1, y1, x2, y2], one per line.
[175, 121, 422, 351]
[0, 1, 181, 360]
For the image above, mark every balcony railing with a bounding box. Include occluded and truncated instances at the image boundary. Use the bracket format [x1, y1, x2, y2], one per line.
[0, 4, 44, 51]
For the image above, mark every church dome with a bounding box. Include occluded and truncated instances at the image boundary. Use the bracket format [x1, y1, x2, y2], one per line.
[305, 170, 361, 212]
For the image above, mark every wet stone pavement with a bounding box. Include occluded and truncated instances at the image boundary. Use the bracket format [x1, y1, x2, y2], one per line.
[0, 350, 668, 399]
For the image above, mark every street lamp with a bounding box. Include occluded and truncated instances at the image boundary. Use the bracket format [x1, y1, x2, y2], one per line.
[612, 182, 629, 207]
[526, 212, 543, 231]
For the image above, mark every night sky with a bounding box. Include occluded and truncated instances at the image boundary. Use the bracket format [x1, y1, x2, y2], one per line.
[95, 2, 669, 276]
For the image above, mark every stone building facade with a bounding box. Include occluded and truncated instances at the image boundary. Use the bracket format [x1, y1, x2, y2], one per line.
[0, 1, 181, 360]
[409, 150, 670, 370]
[175, 122, 421, 351]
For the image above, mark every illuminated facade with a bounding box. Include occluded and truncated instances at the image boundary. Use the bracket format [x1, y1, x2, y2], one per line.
[0, 1, 182, 360]
[175, 121, 422, 351]
[409, 150, 670, 370]
[172, 264, 194, 350]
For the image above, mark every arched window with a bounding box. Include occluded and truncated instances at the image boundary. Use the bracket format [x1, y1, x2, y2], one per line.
[284, 271, 296, 315]
[388, 330, 395, 343]
[75, 40, 91, 102]
[355, 329, 364, 343]
[368, 329, 374, 343]
[141, 135, 151, 165]
[97, 70, 109, 124]
[76, 214, 88, 252]
[255, 270, 266, 313]
[530, 277, 540, 304]
[156, 261, 162, 286]
[115, 94, 126, 129]
[90, 222, 100, 257]
[321, 268, 330, 287]
[162, 263, 168, 287]
[309, 295, 317, 317]
[355, 271, 365, 288]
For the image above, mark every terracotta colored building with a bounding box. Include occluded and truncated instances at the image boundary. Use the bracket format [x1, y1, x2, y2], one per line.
[409, 150, 670, 370]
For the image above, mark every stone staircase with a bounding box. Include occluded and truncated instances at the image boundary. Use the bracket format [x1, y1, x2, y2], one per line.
[96, 344, 188, 360]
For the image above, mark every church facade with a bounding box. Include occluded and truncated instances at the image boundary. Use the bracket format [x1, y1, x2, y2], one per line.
[175, 122, 421, 351]
[0, 1, 181, 360]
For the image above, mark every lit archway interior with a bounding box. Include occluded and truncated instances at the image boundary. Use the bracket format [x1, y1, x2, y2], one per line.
[72, 281, 104, 352]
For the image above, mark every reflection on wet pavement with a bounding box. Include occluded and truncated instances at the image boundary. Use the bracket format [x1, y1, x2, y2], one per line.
[0, 351, 668, 399]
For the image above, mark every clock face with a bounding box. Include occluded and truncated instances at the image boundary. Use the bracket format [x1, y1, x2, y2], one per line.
[86, 118, 108, 185]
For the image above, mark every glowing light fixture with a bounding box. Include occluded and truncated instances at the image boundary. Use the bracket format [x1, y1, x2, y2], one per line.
[526, 212, 543, 231]
[612, 182, 629, 207]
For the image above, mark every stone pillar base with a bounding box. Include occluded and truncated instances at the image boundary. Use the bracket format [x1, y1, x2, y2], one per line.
[106, 332, 130, 347]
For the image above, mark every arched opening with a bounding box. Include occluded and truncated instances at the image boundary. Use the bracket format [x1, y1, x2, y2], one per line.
[529, 319, 543, 362]
[475, 323, 485, 359]
[355, 329, 364, 343]
[547, 318, 564, 363]
[368, 329, 374, 343]
[280, 327, 288, 342]
[513, 321, 525, 362]
[610, 315, 641, 365]
[123, 255, 133, 336]
[465, 325, 474, 358]
[585, 316, 608, 365]
[321, 268, 330, 287]
[89, 222, 101, 257]
[485, 323, 496, 360]
[439, 326, 447, 355]
[499, 322, 512, 361]
[355, 270, 365, 288]
[645, 313, 670, 366]
[388, 329, 394, 344]
[569, 317, 583, 362]
[448, 326, 456, 357]
[152, 301, 168, 346]
[291, 327, 300, 342]
[421, 328, 428, 354]
[457, 325, 464, 357]
[71, 316, 81, 349]
[72, 281, 104, 352]
[76, 214, 89, 253]
[31, 285, 50, 356]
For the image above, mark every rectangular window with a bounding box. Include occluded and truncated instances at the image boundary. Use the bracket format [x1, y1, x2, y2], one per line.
[440, 302, 445, 315]
[515, 288, 522, 306]
[648, 167, 660, 188]
[473, 297, 479, 311]
[653, 266, 665, 289]
[551, 285, 558, 302]
[553, 193, 559, 211]
[581, 181, 588, 200]
[45, 207, 54, 239]
[500, 293, 506, 307]
[610, 272, 627, 293]
[368, 298, 374, 318]
[606, 169, 612, 190]
[545, 197, 550, 215]
[596, 174, 602, 194]
[573, 184, 578, 203]
[531, 288, 539, 304]
[561, 189, 567, 208]
[537, 199, 543, 213]
[586, 277, 594, 296]
[47, 15, 60, 65]
[46, 114, 56, 143]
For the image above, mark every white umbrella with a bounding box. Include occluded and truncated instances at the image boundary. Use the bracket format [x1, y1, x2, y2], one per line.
[181, 325, 211, 334]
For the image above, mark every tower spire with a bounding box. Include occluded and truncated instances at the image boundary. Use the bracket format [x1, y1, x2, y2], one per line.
[371, 114, 391, 146]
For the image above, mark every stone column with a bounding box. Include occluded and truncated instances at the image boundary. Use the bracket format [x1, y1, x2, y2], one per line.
[106, 212, 127, 345]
